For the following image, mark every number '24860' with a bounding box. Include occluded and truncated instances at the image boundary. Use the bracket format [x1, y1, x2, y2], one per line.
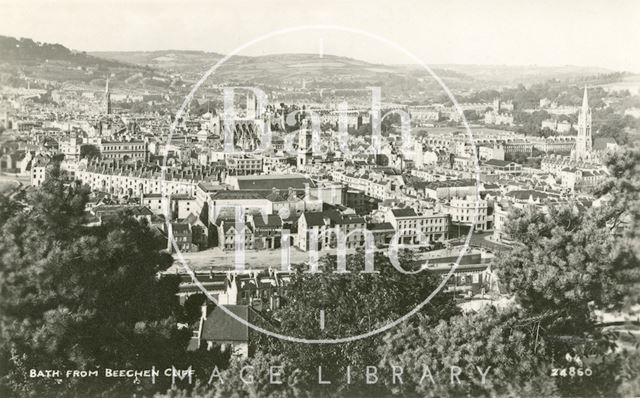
[551, 367, 592, 377]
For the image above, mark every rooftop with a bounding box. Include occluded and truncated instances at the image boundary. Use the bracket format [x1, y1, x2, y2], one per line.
[234, 174, 316, 190]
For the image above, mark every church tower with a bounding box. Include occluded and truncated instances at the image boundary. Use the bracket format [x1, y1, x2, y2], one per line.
[246, 92, 257, 119]
[574, 86, 592, 161]
[297, 127, 313, 169]
[104, 78, 112, 115]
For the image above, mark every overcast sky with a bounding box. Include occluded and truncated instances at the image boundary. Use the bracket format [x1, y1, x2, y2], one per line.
[2, 0, 640, 72]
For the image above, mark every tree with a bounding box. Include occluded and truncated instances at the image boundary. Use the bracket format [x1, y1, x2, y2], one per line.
[160, 353, 298, 398]
[593, 145, 640, 308]
[158, 251, 459, 398]
[462, 109, 479, 122]
[491, 145, 640, 396]
[618, 351, 640, 397]
[80, 144, 100, 160]
[0, 163, 190, 397]
[183, 293, 207, 326]
[494, 205, 622, 323]
[496, 146, 639, 317]
[253, 251, 459, 396]
[378, 307, 558, 397]
[0, 194, 20, 227]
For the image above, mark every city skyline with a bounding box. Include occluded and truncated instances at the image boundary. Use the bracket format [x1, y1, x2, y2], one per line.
[1, 0, 640, 72]
[1, 2, 639, 397]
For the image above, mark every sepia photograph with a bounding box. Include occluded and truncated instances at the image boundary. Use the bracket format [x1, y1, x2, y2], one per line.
[0, 0, 639, 397]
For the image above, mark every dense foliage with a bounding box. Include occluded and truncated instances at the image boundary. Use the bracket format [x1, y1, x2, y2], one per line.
[0, 164, 198, 397]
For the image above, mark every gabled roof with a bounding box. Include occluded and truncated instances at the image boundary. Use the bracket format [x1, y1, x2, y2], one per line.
[183, 213, 199, 225]
[265, 189, 286, 202]
[253, 214, 282, 228]
[221, 221, 253, 234]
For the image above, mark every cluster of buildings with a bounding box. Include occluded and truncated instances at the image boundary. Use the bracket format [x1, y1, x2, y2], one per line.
[3, 79, 615, 248]
[1, 75, 629, 359]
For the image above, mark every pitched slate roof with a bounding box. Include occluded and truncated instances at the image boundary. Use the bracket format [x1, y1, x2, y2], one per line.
[178, 273, 228, 294]
[197, 181, 226, 192]
[253, 214, 282, 228]
[391, 208, 418, 217]
[335, 214, 365, 225]
[366, 222, 394, 231]
[235, 174, 315, 190]
[210, 190, 268, 200]
[184, 213, 199, 225]
[221, 221, 253, 234]
[484, 159, 514, 167]
[424, 179, 478, 189]
[301, 210, 342, 227]
[93, 205, 153, 217]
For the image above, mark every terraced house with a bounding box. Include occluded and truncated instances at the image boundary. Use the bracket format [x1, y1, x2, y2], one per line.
[297, 210, 368, 251]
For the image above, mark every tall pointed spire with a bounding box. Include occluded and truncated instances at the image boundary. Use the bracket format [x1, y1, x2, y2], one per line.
[581, 86, 588, 111]
[574, 85, 592, 161]
[104, 76, 111, 115]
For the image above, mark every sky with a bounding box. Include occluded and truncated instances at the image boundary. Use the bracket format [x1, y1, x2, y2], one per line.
[1, 0, 640, 72]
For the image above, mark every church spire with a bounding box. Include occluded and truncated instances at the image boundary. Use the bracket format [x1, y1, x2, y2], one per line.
[581, 86, 589, 112]
[104, 76, 111, 115]
[574, 85, 592, 161]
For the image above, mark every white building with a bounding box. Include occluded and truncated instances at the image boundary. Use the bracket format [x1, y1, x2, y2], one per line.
[385, 208, 450, 243]
[446, 195, 493, 231]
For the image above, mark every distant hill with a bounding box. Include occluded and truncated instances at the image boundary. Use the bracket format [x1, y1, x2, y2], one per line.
[0, 36, 134, 68]
[594, 73, 640, 95]
[427, 64, 615, 87]
[0, 36, 177, 92]
[91, 50, 478, 97]
[90, 50, 227, 73]
[92, 50, 467, 78]
[0, 35, 626, 98]
[93, 50, 620, 90]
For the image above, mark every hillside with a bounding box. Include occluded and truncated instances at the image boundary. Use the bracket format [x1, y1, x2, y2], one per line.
[91, 50, 479, 98]
[0, 36, 174, 92]
[0, 36, 136, 68]
[90, 50, 228, 73]
[0, 35, 626, 99]
[398, 63, 616, 87]
[93, 50, 621, 91]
